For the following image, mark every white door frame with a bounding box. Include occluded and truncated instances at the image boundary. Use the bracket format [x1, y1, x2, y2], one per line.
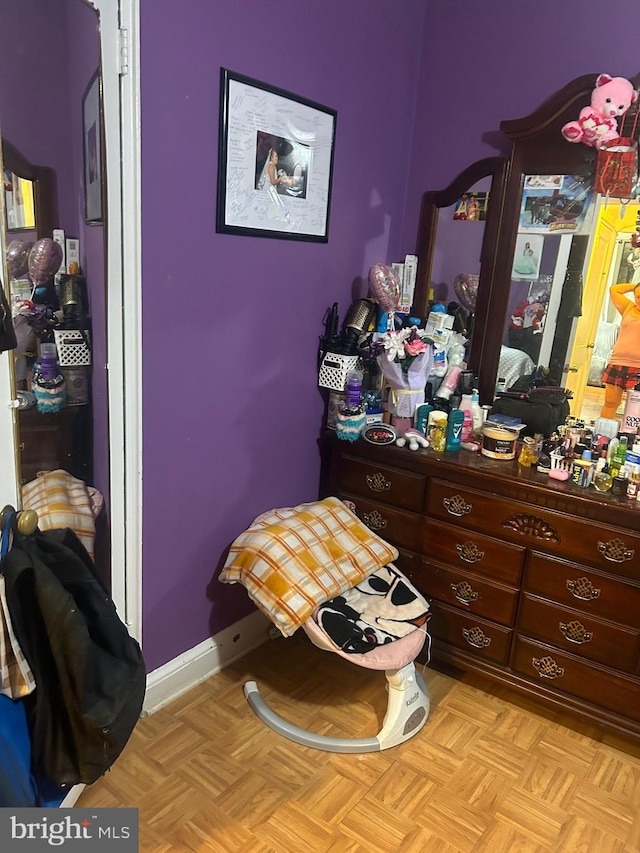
[92, 0, 142, 643]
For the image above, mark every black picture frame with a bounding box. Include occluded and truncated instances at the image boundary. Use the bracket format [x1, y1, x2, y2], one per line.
[82, 70, 104, 225]
[216, 68, 337, 242]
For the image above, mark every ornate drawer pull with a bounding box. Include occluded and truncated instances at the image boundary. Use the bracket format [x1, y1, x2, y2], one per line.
[451, 581, 479, 604]
[559, 620, 592, 644]
[362, 510, 387, 531]
[533, 656, 564, 680]
[566, 577, 601, 601]
[443, 495, 472, 517]
[462, 626, 491, 648]
[456, 542, 485, 563]
[502, 513, 559, 542]
[597, 537, 634, 563]
[366, 472, 391, 492]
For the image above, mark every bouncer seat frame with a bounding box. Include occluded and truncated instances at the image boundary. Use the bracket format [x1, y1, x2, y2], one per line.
[244, 611, 430, 752]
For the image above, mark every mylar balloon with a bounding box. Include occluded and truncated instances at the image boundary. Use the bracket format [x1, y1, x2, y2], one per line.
[368, 263, 400, 312]
[28, 238, 63, 287]
[6, 240, 32, 280]
[453, 273, 479, 312]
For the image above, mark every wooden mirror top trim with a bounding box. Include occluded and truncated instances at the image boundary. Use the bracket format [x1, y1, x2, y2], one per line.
[2, 139, 57, 239]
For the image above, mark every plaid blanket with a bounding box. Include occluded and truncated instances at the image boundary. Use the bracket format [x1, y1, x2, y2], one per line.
[219, 497, 399, 637]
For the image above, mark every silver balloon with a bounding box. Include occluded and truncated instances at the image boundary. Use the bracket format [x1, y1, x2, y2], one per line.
[6, 240, 32, 280]
[28, 238, 63, 287]
[453, 273, 479, 312]
[368, 263, 400, 312]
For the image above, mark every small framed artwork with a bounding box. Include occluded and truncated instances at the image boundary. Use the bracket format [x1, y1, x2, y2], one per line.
[82, 70, 104, 224]
[216, 68, 337, 242]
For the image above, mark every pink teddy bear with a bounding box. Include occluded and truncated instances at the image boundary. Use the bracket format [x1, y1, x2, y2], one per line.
[561, 73, 638, 148]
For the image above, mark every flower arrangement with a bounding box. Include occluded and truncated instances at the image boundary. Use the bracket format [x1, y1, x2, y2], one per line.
[368, 326, 432, 373]
[363, 326, 435, 420]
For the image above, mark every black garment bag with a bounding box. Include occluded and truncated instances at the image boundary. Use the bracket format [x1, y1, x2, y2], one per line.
[1, 525, 146, 786]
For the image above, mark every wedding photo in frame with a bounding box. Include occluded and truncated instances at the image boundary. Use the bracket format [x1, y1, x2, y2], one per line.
[82, 69, 104, 224]
[216, 68, 337, 242]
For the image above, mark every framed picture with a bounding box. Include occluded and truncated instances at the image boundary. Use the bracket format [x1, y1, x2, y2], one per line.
[216, 68, 337, 242]
[82, 70, 104, 224]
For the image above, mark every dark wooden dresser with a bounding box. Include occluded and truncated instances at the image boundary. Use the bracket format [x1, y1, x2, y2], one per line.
[18, 405, 93, 485]
[321, 432, 640, 742]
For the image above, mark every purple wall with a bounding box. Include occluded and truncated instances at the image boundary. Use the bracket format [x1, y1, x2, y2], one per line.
[139, 0, 427, 670]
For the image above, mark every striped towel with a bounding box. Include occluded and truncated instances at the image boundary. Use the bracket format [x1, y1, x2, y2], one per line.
[0, 576, 36, 699]
[219, 497, 399, 637]
[21, 470, 103, 559]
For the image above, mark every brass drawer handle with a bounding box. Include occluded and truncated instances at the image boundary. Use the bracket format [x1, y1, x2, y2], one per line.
[566, 577, 601, 601]
[443, 495, 471, 517]
[462, 626, 491, 648]
[451, 581, 479, 604]
[597, 538, 634, 563]
[559, 620, 592, 644]
[533, 656, 565, 680]
[366, 472, 391, 492]
[456, 542, 484, 563]
[362, 510, 387, 531]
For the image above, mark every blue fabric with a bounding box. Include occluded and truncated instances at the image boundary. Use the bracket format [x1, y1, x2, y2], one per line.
[1, 519, 66, 807]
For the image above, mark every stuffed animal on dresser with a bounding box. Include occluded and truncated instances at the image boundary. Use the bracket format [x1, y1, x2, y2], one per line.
[561, 73, 637, 148]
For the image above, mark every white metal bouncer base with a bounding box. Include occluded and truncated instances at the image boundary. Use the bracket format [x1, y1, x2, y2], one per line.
[243, 661, 430, 753]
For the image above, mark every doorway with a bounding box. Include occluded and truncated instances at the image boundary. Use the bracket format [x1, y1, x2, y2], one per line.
[0, 0, 141, 642]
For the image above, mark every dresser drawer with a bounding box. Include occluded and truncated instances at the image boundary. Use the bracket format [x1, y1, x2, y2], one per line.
[512, 636, 640, 724]
[336, 454, 426, 512]
[429, 600, 512, 665]
[424, 519, 524, 585]
[525, 552, 640, 628]
[419, 561, 518, 626]
[428, 479, 640, 579]
[518, 594, 639, 673]
[344, 495, 422, 552]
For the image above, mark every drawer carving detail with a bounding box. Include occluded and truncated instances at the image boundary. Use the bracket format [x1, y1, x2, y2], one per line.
[462, 626, 491, 648]
[451, 581, 479, 604]
[566, 577, 601, 601]
[533, 656, 565, 679]
[502, 513, 560, 543]
[365, 472, 391, 492]
[456, 541, 485, 563]
[443, 495, 472, 517]
[362, 510, 387, 531]
[559, 620, 593, 644]
[597, 538, 635, 563]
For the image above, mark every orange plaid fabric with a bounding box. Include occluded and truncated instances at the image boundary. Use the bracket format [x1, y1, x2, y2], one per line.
[219, 497, 399, 637]
[0, 576, 36, 699]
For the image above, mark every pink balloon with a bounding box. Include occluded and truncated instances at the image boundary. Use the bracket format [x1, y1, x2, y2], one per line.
[28, 238, 63, 287]
[368, 264, 400, 312]
[453, 273, 479, 312]
[6, 240, 32, 280]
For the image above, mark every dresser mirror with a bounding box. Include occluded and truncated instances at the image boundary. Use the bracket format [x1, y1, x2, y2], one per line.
[415, 157, 508, 384]
[417, 73, 640, 418]
[0, 0, 110, 583]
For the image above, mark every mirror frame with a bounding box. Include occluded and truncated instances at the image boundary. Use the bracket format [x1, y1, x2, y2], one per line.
[477, 72, 640, 404]
[2, 139, 58, 240]
[414, 156, 509, 395]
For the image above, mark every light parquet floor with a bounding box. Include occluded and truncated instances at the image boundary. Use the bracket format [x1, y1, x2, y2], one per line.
[77, 633, 640, 852]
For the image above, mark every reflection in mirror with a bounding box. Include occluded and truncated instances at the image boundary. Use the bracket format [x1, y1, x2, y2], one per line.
[0, 0, 110, 586]
[415, 157, 508, 381]
[479, 72, 640, 411]
[2, 140, 56, 239]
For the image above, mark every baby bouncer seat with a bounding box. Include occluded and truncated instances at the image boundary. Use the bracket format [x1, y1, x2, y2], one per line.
[219, 497, 431, 753]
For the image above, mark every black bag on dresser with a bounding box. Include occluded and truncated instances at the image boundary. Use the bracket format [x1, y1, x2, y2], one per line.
[490, 395, 570, 437]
